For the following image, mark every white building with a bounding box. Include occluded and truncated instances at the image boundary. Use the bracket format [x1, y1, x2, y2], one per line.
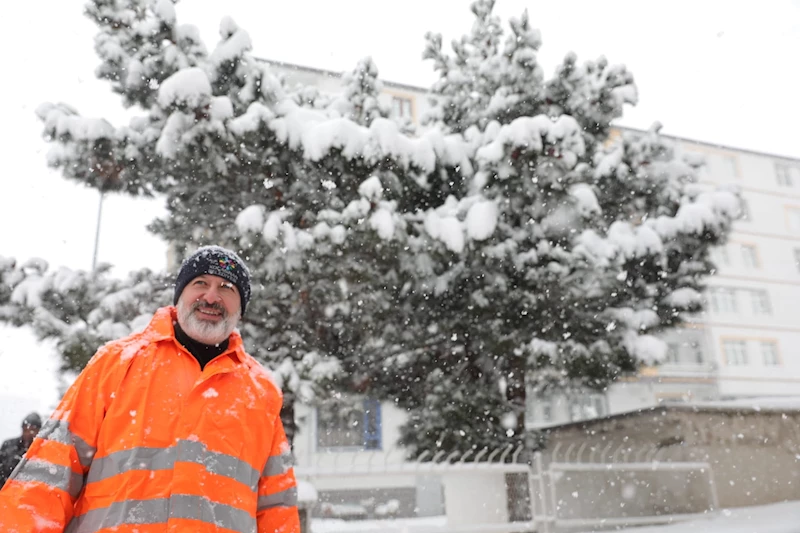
[263, 59, 800, 515]
[593, 140, 800, 418]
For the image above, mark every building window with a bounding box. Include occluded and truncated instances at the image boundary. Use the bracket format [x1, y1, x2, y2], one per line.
[776, 163, 800, 187]
[723, 340, 748, 366]
[665, 343, 680, 364]
[719, 155, 738, 178]
[788, 207, 800, 232]
[747, 289, 772, 315]
[738, 199, 750, 221]
[690, 341, 704, 364]
[794, 248, 800, 273]
[568, 393, 607, 422]
[709, 287, 737, 313]
[709, 246, 730, 268]
[541, 403, 552, 423]
[760, 341, 780, 366]
[316, 397, 382, 450]
[391, 96, 413, 120]
[740, 244, 759, 269]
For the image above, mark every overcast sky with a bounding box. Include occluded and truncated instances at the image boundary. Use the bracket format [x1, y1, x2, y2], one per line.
[0, 0, 798, 428]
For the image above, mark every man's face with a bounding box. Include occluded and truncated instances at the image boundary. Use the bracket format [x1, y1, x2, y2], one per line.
[176, 274, 241, 346]
[21, 425, 39, 447]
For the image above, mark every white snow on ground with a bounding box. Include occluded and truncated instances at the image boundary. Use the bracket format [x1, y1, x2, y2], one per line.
[312, 516, 445, 533]
[311, 501, 800, 533]
[584, 500, 800, 533]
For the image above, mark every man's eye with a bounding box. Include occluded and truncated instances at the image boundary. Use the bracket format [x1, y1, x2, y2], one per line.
[220, 282, 235, 291]
[193, 280, 208, 286]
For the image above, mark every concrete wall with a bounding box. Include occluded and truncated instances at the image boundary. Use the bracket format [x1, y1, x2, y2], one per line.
[543, 407, 800, 509]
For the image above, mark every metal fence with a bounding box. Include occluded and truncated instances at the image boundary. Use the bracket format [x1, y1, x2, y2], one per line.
[296, 441, 719, 533]
[542, 442, 719, 531]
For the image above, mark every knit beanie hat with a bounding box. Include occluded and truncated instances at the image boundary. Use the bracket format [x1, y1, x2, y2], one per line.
[22, 412, 42, 430]
[173, 246, 252, 315]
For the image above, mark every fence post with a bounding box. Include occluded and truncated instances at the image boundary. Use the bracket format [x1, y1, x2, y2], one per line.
[528, 458, 539, 528]
[534, 451, 551, 533]
[706, 465, 721, 511]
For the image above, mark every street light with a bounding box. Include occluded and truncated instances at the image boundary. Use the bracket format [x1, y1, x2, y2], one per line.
[90, 137, 122, 272]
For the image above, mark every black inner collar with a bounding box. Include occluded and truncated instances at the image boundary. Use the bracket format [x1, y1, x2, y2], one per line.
[173, 321, 229, 370]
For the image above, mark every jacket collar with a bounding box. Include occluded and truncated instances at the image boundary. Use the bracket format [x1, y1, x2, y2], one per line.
[144, 306, 246, 364]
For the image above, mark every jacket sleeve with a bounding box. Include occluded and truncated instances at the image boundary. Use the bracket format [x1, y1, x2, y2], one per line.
[0, 346, 115, 532]
[257, 412, 301, 533]
[0, 440, 15, 488]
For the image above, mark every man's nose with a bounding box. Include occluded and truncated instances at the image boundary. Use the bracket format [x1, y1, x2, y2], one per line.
[199, 286, 222, 303]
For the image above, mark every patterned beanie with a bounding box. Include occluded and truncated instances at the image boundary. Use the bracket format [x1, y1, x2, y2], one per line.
[173, 246, 251, 315]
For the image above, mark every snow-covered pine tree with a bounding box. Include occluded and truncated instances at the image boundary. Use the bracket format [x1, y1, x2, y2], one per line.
[243, 0, 739, 457]
[0, 257, 172, 372]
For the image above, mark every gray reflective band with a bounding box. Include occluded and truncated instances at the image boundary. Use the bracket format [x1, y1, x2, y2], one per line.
[87, 446, 176, 485]
[66, 498, 169, 533]
[178, 440, 260, 489]
[257, 486, 298, 511]
[10, 459, 85, 499]
[74, 435, 97, 468]
[86, 441, 259, 489]
[65, 495, 255, 533]
[262, 450, 294, 478]
[170, 494, 256, 533]
[39, 419, 97, 468]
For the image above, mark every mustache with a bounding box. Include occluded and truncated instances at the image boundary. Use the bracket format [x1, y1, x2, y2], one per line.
[191, 301, 228, 318]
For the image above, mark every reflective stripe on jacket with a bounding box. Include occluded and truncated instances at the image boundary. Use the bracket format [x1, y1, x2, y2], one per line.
[0, 306, 300, 533]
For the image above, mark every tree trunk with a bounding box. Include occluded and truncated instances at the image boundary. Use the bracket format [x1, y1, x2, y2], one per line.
[280, 390, 297, 448]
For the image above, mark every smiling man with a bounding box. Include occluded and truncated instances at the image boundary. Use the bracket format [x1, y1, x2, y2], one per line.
[0, 246, 300, 533]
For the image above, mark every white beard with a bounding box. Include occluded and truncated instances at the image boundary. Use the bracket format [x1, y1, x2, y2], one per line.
[176, 299, 240, 346]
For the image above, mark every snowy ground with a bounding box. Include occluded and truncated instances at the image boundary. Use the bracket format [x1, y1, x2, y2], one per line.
[312, 515, 445, 533]
[311, 500, 800, 533]
[595, 501, 800, 533]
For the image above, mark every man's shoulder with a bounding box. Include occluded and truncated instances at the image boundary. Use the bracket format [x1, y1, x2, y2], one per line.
[87, 330, 155, 370]
[0, 437, 20, 452]
[238, 350, 283, 398]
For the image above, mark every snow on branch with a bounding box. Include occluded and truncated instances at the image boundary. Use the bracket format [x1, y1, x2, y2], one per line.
[476, 115, 585, 169]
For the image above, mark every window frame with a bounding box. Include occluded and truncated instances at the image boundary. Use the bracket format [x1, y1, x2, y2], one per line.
[390, 95, 414, 120]
[315, 396, 383, 452]
[786, 206, 800, 232]
[760, 341, 780, 366]
[748, 289, 772, 315]
[709, 287, 738, 314]
[739, 244, 759, 270]
[776, 162, 800, 187]
[722, 339, 748, 366]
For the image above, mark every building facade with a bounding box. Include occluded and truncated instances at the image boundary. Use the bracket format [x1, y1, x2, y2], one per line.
[589, 139, 800, 419]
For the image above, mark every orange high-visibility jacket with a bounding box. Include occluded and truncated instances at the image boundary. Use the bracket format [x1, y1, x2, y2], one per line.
[0, 307, 300, 533]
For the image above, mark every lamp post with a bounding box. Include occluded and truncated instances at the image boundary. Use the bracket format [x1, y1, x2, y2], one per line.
[90, 137, 121, 272]
[91, 190, 105, 272]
